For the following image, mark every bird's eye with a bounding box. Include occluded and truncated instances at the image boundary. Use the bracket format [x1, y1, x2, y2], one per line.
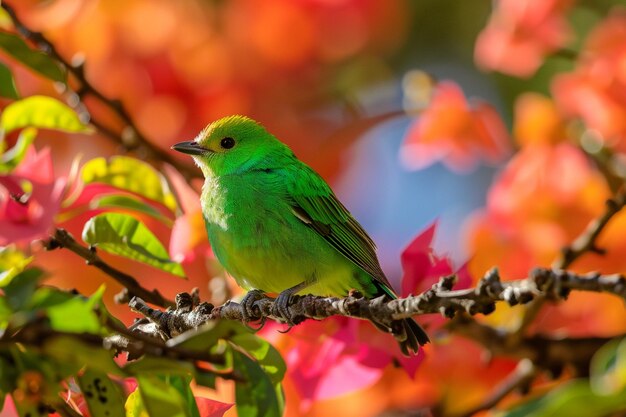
[220, 137, 235, 149]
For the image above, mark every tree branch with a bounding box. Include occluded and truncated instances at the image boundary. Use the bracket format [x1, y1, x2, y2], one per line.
[555, 186, 626, 269]
[128, 267, 626, 372]
[169, 268, 624, 325]
[44, 228, 175, 308]
[1, 2, 199, 179]
[455, 359, 537, 417]
[3, 314, 238, 380]
[516, 186, 626, 339]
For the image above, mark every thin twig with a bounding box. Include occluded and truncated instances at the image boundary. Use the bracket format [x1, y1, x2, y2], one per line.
[446, 315, 611, 376]
[1, 2, 199, 179]
[516, 187, 626, 339]
[103, 314, 227, 366]
[53, 403, 84, 417]
[555, 186, 626, 269]
[44, 228, 175, 308]
[455, 359, 537, 417]
[4, 313, 235, 378]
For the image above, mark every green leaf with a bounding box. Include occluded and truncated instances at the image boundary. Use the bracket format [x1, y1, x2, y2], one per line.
[125, 388, 145, 417]
[45, 286, 104, 333]
[0, 61, 18, 99]
[169, 376, 201, 417]
[0, 245, 32, 287]
[1, 95, 92, 134]
[193, 369, 217, 390]
[0, 356, 18, 394]
[170, 321, 250, 352]
[503, 380, 626, 417]
[0, 32, 65, 82]
[81, 156, 177, 212]
[3, 268, 44, 311]
[568, 6, 602, 53]
[124, 356, 195, 377]
[136, 374, 190, 417]
[0, 385, 5, 410]
[0, 8, 13, 30]
[0, 297, 11, 326]
[28, 287, 76, 309]
[44, 336, 123, 376]
[0, 127, 36, 174]
[82, 213, 185, 277]
[231, 333, 286, 384]
[90, 194, 173, 225]
[12, 393, 49, 417]
[591, 338, 626, 395]
[77, 369, 126, 417]
[231, 348, 282, 417]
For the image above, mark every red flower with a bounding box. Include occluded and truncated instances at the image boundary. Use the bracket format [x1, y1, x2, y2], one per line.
[553, 8, 626, 151]
[475, 0, 572, 78]
[467, 143, 610, 279]
[401, 81, 511, 173]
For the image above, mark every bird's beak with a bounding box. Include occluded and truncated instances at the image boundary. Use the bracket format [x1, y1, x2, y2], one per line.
[171, 141, 210, 155]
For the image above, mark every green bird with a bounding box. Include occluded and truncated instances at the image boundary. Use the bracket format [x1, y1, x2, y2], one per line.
[172, 115, 429, 354]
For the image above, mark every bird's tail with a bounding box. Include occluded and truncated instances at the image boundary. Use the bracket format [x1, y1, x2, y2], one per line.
[397, 317, 430, 356]
[367, 299, 429, 355]
[373, 282, 430, 355]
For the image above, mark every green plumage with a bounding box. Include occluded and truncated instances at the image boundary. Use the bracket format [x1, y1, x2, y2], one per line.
[172, 115, 428, 354]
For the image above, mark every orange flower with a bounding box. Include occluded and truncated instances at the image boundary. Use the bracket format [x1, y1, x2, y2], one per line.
[400, 81, 511, 173]
[466, 143, 626, 337]
[552, 8, 626, 151]
[475, 0, 572, 78]
[467, 143, 610, 279]
[514, 93, 568, 146]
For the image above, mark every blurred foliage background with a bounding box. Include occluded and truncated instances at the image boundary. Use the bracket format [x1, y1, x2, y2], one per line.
[2, 0, 626, 416]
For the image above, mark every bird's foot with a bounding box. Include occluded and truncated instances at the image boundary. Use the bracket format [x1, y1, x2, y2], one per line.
[273, 290, 296, 327]
[272, 281, 312, 328]
[240, 289, 266, 325]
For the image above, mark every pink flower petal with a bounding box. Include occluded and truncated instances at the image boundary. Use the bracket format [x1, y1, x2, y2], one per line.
[195, 397, 233, 417]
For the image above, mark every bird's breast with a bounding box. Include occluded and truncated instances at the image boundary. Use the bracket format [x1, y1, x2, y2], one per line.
[201, 174, 291, 264]
[199, 174, 352, 293]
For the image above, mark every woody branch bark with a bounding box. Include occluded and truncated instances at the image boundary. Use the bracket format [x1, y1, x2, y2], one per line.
[44, 228, 175, 308]
[128, 267, 626, 373]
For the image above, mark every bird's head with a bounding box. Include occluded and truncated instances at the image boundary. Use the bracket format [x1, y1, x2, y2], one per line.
[172, 115, 293, 177]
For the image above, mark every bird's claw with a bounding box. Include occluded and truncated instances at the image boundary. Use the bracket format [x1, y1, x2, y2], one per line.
[244, 316, 267, 331]
[277, 324, 295, 334]
[240, 289, 266, 323]
[273, 290, 297, 327]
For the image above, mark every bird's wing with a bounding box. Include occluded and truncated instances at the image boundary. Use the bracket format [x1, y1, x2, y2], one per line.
[285, 164, 392, 290]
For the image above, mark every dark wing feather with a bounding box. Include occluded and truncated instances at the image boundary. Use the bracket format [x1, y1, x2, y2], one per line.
[286, 164, 392, 290]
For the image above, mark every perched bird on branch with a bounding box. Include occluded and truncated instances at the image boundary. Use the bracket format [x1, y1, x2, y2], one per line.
[172, 115, 429, 355]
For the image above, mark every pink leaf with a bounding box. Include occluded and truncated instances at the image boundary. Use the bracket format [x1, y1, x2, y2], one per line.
[0, 146, 67, 245]
[267, 318, 389, 412]
[195, 397, 233, 417]
[401, 221, 456, 296]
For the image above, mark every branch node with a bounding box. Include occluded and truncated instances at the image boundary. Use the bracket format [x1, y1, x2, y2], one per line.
[478, 268, 503, 297]
[590, 245, 606, 255]
[439, 274, 457, 291]
[114, 288, 131, 304]
[517, 292, 535, 305]
[481, 302, 496, 315]
[43, 238, 62, 251]
[441, 306, 456, 319]
[175, 292, 195, 313]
